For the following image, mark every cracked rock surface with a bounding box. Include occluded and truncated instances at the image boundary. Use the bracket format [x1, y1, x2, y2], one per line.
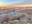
[0, 8, 32, 24]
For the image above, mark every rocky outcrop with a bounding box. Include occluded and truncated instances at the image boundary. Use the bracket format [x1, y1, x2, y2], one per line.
[0, 8, 32, 24]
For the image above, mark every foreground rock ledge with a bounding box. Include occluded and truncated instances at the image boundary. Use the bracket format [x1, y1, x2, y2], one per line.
[0, 8, 32, 24]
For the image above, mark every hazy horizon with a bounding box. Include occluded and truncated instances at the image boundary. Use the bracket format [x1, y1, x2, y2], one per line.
[0, 0, 32, 6]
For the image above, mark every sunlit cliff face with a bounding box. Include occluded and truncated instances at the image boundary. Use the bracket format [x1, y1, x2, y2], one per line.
[0, 6, 32, 17]
[0, 9, 15, 16]
[0, 7, 24, 16]
[0, 8, 25, 16]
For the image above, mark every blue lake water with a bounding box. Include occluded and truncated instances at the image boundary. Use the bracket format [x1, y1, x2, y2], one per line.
[0, 11, 15, 16]
[7, 11, 15, 15]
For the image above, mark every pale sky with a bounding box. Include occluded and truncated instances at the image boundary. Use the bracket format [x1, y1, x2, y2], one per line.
[0, 0, 32, 6]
